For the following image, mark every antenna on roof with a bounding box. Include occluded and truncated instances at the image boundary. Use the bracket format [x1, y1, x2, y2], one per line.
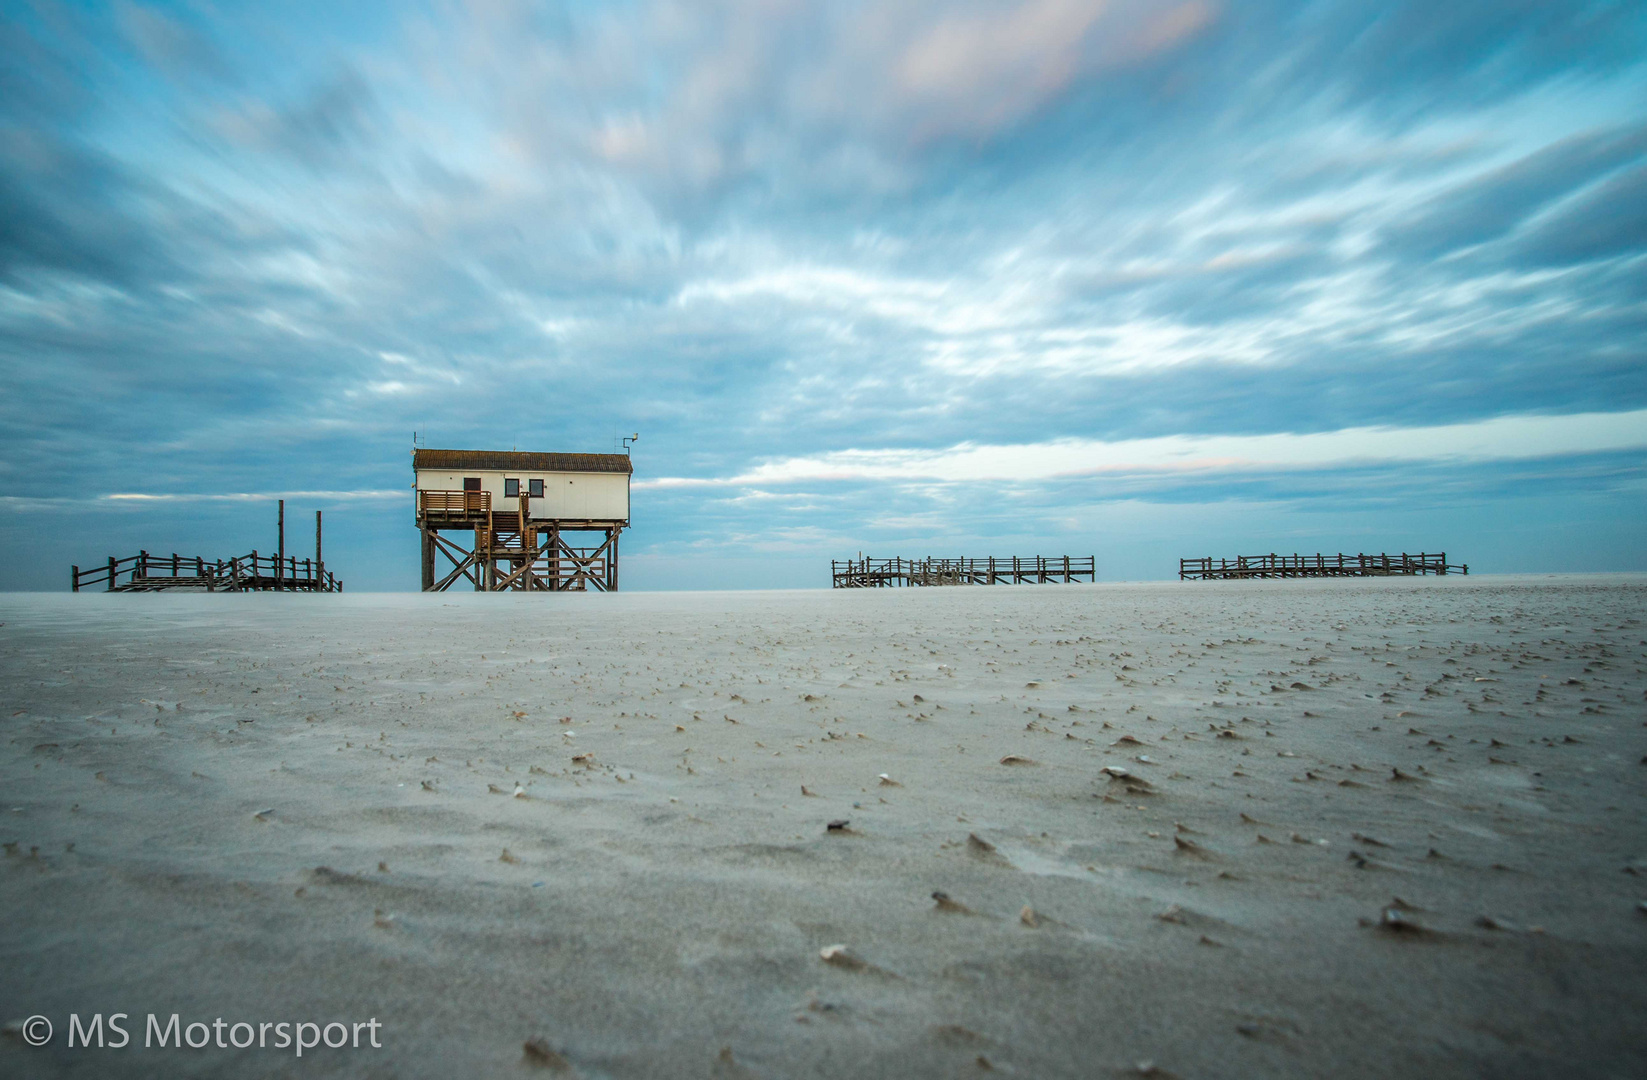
[622, 433, 639, 455]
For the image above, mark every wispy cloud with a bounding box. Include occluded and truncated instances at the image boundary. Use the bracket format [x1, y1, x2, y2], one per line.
[639, 409, 1647, 490]
[100, 490, 405, 503]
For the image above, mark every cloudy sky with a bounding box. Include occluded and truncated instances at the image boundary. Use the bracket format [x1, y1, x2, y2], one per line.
[2, 1, 1645, 590]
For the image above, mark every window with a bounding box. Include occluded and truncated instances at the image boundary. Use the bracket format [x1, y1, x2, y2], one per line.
[503, 478, 520, 498]
[462, 477, 481, 492]
[528, 479, 544, 498]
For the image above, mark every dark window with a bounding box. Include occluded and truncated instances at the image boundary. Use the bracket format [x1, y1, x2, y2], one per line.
[463, 477, 481, 492]
[503, 478, 520, 498]
[529, 479, 544, 498]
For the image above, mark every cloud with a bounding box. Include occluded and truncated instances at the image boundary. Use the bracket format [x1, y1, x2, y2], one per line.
[117, 3, 235, 85]
[886, 0, 1218, 142]
[0, 1, 1644, 585]
[640, 408, 1647, 489]
[101, 490, 404, 502]
[211, 67, 380, 171]
[1383, 123, 1647, 258]
[1512, 162, 1647, 266]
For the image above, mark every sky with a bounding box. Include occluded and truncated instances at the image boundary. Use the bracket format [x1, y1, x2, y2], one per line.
[1, 0, 1644, 591]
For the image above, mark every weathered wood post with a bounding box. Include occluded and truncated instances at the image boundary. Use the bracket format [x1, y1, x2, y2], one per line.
[315, 510, 323, 589]
[72, 565, 79, 592]
[108, 556, 116, 591]
[277, 500, 285, 590]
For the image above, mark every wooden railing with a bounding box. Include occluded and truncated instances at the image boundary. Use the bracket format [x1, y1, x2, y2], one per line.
[1178, 552, 1465, 580]
[72, 550, 341, 593]
[832, 555, 1095, 588]
[419, 489, 491, 516]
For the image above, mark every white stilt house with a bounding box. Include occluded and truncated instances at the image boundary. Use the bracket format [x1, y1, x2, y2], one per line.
[413, 449, 632, 591]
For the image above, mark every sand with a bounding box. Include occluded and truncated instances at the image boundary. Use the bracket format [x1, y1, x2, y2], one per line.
[1, 577, 1645, 1078]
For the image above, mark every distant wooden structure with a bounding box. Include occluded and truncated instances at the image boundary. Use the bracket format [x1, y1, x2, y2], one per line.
[832, 555, 1095, 588]
[74, 550, 341, 592]
[1178, 552, 1466, 580]
[72, 501, 338, 592]
[414, 448, 632, 591]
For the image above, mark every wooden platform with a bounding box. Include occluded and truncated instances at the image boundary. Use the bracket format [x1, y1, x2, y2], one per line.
[417, 490, 625, 592]
[832, 556, 1095, 588]
[73, 551, 341, 592]
[1178, 552, 1465, 580]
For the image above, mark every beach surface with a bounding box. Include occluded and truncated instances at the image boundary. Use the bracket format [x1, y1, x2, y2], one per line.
[2, 577, 1645, 1078]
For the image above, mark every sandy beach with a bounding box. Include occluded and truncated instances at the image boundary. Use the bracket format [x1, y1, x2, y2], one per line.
[2, 577, 1644, 1078]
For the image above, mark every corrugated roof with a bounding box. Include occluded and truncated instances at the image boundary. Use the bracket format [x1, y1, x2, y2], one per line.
[412, 449, 633, 474]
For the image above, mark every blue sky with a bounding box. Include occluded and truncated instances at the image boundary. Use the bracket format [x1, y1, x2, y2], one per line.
[1, 0, 1644, 590]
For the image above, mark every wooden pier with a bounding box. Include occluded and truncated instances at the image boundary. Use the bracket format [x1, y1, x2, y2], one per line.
[832, 556, 1095, 588]
[73, 550, 342, 592]
[1178, 552, 1466, 580]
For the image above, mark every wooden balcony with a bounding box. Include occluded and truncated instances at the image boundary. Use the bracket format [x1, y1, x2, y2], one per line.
[418, 489, 491, 520]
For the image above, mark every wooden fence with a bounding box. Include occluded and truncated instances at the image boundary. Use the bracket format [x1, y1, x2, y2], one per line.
[72, 550, 341, 593]
[1178, 552, 1465, 580]
[832, 556, 1095, 588]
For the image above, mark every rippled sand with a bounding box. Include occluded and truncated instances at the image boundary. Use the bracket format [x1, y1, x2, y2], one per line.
[2, 577, 1644, 1077]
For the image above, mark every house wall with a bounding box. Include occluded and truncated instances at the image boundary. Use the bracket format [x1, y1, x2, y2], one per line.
[415, 469, 630, 522]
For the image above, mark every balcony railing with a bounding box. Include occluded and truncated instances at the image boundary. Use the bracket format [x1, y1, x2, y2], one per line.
[419, 489, 491, 517]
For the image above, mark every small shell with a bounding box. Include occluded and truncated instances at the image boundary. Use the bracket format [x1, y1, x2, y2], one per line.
[819, 944, 866, 970]
[1173, 836, 1214, 859]
[1376, 906, 1430, 934]
[522, 1036, 571, 1070]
